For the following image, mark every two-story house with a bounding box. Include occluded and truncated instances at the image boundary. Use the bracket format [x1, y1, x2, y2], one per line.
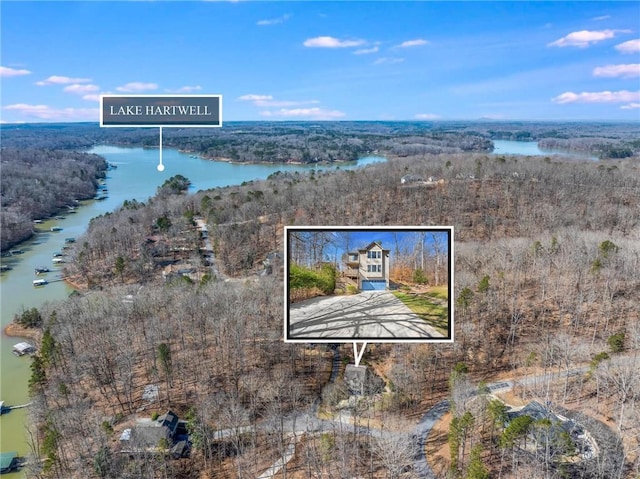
[344, 241, 390, 291]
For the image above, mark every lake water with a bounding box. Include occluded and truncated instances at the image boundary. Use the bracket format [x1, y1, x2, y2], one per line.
[0, 146, 385, 475]
[492, 139, 596, 159]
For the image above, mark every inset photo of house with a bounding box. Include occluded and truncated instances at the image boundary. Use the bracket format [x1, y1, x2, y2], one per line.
[285, 226, 453, 342]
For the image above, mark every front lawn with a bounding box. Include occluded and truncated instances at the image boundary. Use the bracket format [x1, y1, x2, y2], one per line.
[392, 291, 449, 335]
[425, 285, 448, 301]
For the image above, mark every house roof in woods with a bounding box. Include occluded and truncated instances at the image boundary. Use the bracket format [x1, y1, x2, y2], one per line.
[128, 426, 171, 450]
[120, 410, 182, 453]
[170, 440, 190, 459]
[509, 401, 582, 435]
[401, 174, 425, 184]
[358, 242, 389, 253]
[157, 410, 179, 436]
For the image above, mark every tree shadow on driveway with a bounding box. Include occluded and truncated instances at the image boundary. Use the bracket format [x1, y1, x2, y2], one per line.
[288, 291, 448, 340]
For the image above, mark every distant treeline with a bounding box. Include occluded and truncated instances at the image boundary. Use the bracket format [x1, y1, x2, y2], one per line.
[2, 121, 637, 163]
[0, 148, 107, 250]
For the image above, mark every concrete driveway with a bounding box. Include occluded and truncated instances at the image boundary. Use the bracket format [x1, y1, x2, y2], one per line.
[288, 291, 446, 340]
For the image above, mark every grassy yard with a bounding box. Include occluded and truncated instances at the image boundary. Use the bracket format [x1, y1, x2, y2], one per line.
[392, 290, 449, 336]
[425, 285, 448, 301]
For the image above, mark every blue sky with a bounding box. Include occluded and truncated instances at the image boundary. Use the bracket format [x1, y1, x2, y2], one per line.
[1, 1, 639, 123]
[323, 230, 449, 263]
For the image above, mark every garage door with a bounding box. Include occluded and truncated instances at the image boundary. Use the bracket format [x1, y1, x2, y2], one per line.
[361, 280, 386, 291]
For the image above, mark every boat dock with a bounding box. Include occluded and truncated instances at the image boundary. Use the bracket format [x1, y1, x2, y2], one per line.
[0, 401, 32, 415]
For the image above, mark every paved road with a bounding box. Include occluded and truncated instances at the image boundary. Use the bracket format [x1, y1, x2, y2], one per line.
[412, 400, 450, 478]
[289, 291, 445, 339]
[251, 363, 596, 478]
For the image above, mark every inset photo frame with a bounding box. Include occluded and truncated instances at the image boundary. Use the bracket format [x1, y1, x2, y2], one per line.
[284, 226, 454, 343]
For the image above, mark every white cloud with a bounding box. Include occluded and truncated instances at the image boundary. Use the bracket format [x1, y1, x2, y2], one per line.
[256, 99, 319, 107]
[397, 38, 429, 48]
[548, 29, 628, 48]
[479, 114, 506, 120]
[115, 82, 158, 93]
[593, 64, 640, 78]
[621, 102, 640, 109]
[552, 90, 640, 104]
[615, 39, 640, 54]
[81, 90, 114, 102]
[303, 36, 366, 48]
[238, 94, 273, 101]
[239, 94, 318, 107]
[260, 107, 346, 120]
[165, 85, 203, 93]
[1, 66, 31, 77]
[353, 46, 379, 55]
[373, 57, 405, 65]
[63, 84, 100, 94]
[35, 75, 91, 86]
[592, 15, 611, 21]
[257, 14, 291, 26]
[3, 103, 99, 121]
[415, 113, 440, 120]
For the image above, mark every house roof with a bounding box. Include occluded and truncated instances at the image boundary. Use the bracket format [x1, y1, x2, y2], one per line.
[358, 241, 390, 253]
[130, 425, 171, 449]
[170, 440, 190, 458]
[157, 410, 179, 435]
[508, 401, 581, 435]
[401, 174, 424, 182]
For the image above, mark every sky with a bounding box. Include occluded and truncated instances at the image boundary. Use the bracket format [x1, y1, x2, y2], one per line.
[291, 229, 449, 265]
[1, 1, 639, 123]
[346, 231, 449, 257]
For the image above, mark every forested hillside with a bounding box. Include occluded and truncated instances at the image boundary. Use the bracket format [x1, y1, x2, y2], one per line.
[0, 148, 106, 250]
[22, 145, 640, 478]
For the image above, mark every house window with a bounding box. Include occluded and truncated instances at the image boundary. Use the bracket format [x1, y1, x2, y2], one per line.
[377, 264, 382, 272]
[377, 251, 381, 259]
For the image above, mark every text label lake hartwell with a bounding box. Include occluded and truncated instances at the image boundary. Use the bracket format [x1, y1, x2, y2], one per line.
[109, 105, 211, 116]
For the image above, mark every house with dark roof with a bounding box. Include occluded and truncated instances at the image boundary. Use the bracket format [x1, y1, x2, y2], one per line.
[157, 410, 179, 437]
[344, 241, 390, 291]
[507, 401, 581, 457]
[119, 410, 190, 458]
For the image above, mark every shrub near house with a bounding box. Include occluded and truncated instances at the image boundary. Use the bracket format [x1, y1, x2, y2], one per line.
[289, 263, 337, 302]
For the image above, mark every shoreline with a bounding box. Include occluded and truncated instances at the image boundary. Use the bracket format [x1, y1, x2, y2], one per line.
[4, 321, 42, 343]
[63, 275, 88, 292]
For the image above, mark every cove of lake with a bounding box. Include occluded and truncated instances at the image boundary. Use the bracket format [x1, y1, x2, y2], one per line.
[0, 139, 591, 475]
